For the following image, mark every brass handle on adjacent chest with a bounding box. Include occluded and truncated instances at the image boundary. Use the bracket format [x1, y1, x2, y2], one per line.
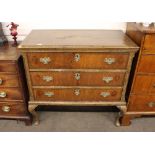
[0, 92, 6, 98]
[148, 102, 155, 108]
[74, 53, 80, 62]
[74, 89, 80, 96]
[102, 77, 113, 83]
[39, 57, 51, 64]
[104, 58, 116, 65]
[0, 78, 3, 85]
[100, 92, 111, 98]
[75, 73, 80, 80]
[43, 76, 53, 82]
[2, 106, 10, 112]
[44, 92, 54, 97]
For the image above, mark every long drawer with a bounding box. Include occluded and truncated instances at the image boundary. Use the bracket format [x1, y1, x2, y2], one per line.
[27, 52, 129, 69]
[30, 71, 125, 86]
[33, 88, 122, 101]
[0, 88, 22, 101]
[0, 74, 19, 87]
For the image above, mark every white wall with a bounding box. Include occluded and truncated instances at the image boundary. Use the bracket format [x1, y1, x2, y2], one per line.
[2, 22, 127, 41]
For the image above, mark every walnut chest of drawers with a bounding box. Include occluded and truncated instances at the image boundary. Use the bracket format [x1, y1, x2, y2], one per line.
[120, 23, 155, 125]
[0, 44, 32, 125]
[18, 30, 138, 125]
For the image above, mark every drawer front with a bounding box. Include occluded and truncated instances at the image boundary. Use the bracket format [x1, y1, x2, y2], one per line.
[128, 95, 155, 112]
[30, 71, 125, 86]
[0, 88, 22, 101]
[33, 88, 122, 101]
[0, 102, 26, 116]
[0, 62, 17, 73]
[0, 74, 19, 87]
[143, 34, 155, 50]
[27, 52, 129, 69]
[138, 55, 155, 73]
[132, 75, 155, 94]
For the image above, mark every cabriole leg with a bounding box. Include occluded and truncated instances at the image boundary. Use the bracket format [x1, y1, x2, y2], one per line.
[28, 104, 39, 125]
[115, 105, 127, 126]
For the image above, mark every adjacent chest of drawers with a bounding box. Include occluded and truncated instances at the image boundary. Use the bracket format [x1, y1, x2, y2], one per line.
[19, 30, 138, 125]
[120, 22, 155, 125]
[0, 45, 32, 125]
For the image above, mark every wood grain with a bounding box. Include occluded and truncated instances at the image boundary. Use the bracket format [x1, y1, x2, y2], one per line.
[18, 30, 139, 49]
[27, 52, 129, 69]
[30, 71, 125, 87]
[33, 88, 123, 101]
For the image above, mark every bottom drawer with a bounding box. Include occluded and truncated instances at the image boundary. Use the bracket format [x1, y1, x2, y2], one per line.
[128, 95, 155, 112]
[0, 102, 27, 116]
[33, 88, 122, 101]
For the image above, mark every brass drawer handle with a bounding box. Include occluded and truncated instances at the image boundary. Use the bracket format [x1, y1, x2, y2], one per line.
[0, 78, 3, 85]
[104, 58, 116, 65]
[2, 106, 10, 112]
[102, 77, 113, 83]
[0, 92, 6, 98]
[39, 57, 51, 64]
[100, 92, 110, 98]
[74, 89, 80, 96]
[148, 102, 155, 108]
[75, 73, 80, 80]
[44, 92, 54, 97]
[74, 53, 80, 62]
[43, 76, 53, 82]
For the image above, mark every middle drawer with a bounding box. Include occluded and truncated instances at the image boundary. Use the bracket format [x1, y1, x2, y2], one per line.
[30, 71, 125, 86]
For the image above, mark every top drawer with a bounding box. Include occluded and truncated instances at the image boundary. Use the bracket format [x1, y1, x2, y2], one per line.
[143, 34, 155, 50]
[27, 52, 129, 69]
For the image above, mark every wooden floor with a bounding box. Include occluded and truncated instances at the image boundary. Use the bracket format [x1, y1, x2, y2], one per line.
[0, 111, 155, 131]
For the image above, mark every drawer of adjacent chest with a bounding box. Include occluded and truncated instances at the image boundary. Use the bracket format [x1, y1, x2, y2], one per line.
[0, 62, 17, 73]
[138, 55, 155, 73]
[132, 75, 155, 94]
[0, 88, 22, 101]
[30, 71, 125, 86]
[33, 88, 122, 101]
[0, 102, 26, 116]
[143, 34, 155, 50]
[27, 52, 129, 69]
[128, 95, 155, 112]
[0, 74, 19, 87]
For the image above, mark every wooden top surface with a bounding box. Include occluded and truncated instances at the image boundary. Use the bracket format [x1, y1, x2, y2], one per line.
[19, 30, 138, 50]
[128, 22, 155, 34]
[0, 43, 20, 61]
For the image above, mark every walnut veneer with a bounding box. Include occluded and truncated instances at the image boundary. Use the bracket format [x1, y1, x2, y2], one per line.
[120, 22, 155, 125]
[0, 44, 32, 125]
[19, 30, 138, 125]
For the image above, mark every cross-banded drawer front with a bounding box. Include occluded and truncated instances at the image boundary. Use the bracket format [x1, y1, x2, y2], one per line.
[30, 71, 125, 86]
[27, 52, 129, 69]
[0, 74, 19, 87]
[33, 88, 122, 101]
